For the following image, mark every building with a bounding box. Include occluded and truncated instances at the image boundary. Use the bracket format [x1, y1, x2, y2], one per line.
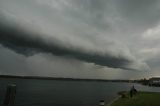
[149, 77, 160, 86]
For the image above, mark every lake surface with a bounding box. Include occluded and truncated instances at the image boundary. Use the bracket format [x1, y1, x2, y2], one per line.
[0, 78, 160, 106]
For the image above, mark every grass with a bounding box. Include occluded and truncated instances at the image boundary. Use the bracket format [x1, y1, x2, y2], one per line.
[110, 91, 160, 106]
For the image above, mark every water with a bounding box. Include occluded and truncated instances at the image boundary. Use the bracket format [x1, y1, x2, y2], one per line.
[0, 78, 160, 106]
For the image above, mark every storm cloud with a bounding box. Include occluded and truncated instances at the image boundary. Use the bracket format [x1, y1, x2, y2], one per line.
[2, 0, 160, 79]
[0, 16, 137, 70]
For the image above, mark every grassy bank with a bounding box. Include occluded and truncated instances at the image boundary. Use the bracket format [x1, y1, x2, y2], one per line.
[110, 91, 160, 106]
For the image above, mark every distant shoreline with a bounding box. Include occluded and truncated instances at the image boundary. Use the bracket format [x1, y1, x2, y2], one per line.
[0, 75, 133, 82]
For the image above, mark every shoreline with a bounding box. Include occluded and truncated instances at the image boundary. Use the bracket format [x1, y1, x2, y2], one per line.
[106, 96, 120, 106]
[0, 74, 133, 82]
[109, 91, 160, 106]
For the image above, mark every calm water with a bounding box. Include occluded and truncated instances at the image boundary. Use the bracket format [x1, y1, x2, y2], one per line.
[0, 78, 160, 106]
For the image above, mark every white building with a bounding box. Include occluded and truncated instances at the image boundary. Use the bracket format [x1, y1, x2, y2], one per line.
[149, 77, 160, 86]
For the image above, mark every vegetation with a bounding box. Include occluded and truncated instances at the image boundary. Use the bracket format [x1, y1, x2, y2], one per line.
[0, 75, 132, 82]
[110, 91, 160, 106]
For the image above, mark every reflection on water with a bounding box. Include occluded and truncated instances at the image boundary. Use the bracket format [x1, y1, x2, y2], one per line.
[0, 78, 160, 106]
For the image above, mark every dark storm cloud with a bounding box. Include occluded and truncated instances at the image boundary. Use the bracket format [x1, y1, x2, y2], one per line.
[0, 21, 132, 70]
[0, 0, 151, 76]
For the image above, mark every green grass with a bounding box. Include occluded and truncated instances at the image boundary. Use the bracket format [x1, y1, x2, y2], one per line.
[110, 91, 160, 106]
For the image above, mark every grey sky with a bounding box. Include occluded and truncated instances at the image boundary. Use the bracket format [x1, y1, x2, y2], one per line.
[0, 0, 160, 79]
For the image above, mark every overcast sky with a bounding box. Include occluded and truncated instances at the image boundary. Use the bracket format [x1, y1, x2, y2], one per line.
[0, 0, 160, 79]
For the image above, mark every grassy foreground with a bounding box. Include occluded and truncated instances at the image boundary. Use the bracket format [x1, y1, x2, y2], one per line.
[110, 91, 160, 106]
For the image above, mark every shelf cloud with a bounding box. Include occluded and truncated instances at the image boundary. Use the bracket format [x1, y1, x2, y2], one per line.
[1, 0, 158, 79]
[0, 12, 148, 71]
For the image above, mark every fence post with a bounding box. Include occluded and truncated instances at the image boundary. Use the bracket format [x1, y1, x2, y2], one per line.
[3, 84, 16, 106]
[99, 100, 105, 106]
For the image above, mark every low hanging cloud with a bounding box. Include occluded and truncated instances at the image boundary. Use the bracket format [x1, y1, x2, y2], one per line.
[0, 17, 148, 71]
[0, 0, 150, 72]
